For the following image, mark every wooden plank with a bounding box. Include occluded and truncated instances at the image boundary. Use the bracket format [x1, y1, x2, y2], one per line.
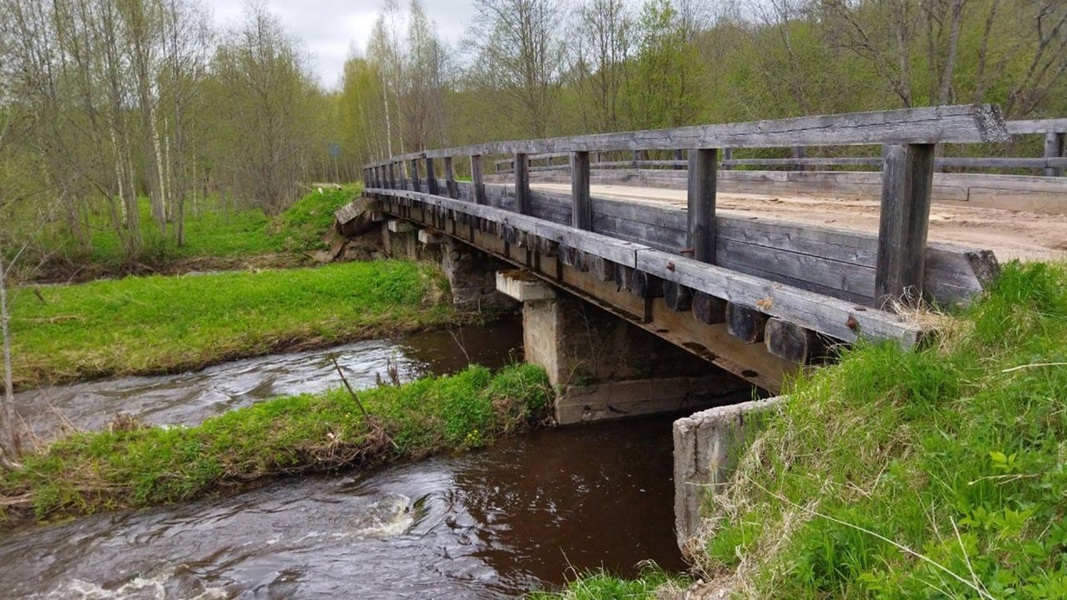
[723, 157, 882, 167]
[515, 152, 531, 215]
[572, 151, 592, 229]
[875, 144, 936, 307]
[689, 148, 718, 263]
[364, 104, 1010, 167]
[1007, 119, 1067, 135]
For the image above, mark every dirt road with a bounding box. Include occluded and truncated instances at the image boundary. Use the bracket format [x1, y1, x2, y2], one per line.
[534, 183, 1067, 263]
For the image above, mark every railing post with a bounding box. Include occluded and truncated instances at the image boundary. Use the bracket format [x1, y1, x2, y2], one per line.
[471, 154, 486, 205]
[1045, 132, 1065, 177]
[792, 146, 806, 171]
[388, 162, 396, 189]
[444, 156, 458, 198]
[410, 158, 421, 192]
[721, 148, 732, 171]
[571, 151, 591, 230]
[673, 149, 684, 170]
[689, 149, 718, 263]
[875, 143, 936, 308]
[426, 155, 438, 195]
[515, 152, 531, 215]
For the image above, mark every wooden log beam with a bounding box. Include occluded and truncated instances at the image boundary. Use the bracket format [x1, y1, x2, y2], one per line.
[571, 151, 592, 230]
[631, 271, 664, 299]
[692, 291, 726, 324]
[664, 282, 693, 312]
[765, 318, 826, 365]
[727, 303, 768, 344]
[875, 144, 936, 307]
[425, 157, 438, 195]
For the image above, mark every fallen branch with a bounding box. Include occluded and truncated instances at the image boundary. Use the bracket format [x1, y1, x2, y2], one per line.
[329, 354, 399, 450]
[1002, 362, 1067, 373]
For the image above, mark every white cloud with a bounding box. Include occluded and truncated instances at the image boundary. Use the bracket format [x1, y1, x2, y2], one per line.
[208, 0, 479, 89]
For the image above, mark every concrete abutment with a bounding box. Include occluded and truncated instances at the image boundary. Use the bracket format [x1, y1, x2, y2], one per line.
[498, 272, 755, 425]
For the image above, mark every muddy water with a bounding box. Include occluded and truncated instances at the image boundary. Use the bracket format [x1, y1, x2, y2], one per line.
[3, 319, 691, 598]
[15, 321, 524, 441]
[0, 417, 686, 599]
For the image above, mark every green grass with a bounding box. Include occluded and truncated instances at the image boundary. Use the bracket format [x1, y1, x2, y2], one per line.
[528, 568, 687, 599]
[7, 260, 453, 390]
[7, 184, 363, 278]
[0, 364, 551, 523]
[692, 261, 1067, 598]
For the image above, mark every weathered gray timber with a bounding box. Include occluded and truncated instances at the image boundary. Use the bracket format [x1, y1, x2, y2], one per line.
[1007, 119, 1067, 134]
[571, 151, 592, 230]
[363, 106, 1016, 382]
[365, 187, 926, 347]
[876, 144, 936, 306]
[367, 105, 1009, 168]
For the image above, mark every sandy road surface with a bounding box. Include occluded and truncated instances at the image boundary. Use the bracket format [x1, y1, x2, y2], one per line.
[534, 183, 1067, 263]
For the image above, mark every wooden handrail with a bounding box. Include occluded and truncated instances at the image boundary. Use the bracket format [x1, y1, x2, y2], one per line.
[365, 105, 1009, 169]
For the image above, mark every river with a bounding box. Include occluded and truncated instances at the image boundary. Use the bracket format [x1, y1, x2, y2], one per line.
[2, 320, 689, 599]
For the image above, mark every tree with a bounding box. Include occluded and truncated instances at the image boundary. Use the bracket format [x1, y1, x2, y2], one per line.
[469, 0, 567, 138]
[626, 0, 702, 129]
[207, 4, 317, 214]
[571, 0, 633, 132]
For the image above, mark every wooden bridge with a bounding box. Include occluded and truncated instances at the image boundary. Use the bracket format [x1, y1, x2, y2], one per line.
[358, 105, 1028, 395]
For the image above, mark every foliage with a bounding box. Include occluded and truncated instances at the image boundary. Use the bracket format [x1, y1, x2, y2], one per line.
[0, 364, 552, 522]
[695, 261, 1067, 599]
[5, 260, 453, 391]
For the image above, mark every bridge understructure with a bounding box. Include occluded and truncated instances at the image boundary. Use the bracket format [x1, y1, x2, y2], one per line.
[354, 105, 1015, 424]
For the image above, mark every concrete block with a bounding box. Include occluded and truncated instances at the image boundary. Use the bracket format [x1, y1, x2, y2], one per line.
[673, 397, 784, 555]
[418, 229, 446, 245]
[496, 271, 556, 302]
[387, 219, 414, 233]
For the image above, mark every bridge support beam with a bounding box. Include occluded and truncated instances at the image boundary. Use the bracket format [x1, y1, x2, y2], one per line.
[497, 273, 754, 425]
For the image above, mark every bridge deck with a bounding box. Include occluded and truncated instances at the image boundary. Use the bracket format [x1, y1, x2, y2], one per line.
[533, 183, 1067, 263]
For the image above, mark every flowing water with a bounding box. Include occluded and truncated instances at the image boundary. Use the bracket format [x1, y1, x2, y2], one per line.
[3, 320, 690, 599]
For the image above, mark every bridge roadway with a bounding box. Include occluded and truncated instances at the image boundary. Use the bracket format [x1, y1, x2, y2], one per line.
[532, 183, 1067, 263]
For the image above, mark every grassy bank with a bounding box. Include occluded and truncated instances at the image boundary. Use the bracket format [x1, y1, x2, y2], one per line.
[0, 364, 551, 523]
[11, 185, 362, 282]
[7, 260, 453, 391]
[547, 261, 1067, 599]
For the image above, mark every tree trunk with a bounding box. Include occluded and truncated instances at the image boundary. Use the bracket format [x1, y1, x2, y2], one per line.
[0, 250, 24, 467]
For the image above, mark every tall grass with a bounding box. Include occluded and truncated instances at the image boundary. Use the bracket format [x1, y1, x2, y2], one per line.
[698, 261, 1067, 599]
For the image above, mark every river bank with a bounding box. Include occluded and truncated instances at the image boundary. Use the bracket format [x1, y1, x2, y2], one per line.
[6, 260, 468, 392]
[0, 363, 550, 525]
[549, 260, 1067, 599]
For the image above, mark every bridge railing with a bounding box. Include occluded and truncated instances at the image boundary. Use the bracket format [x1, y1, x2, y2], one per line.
[363, 105, 1009, 326]
[489, 118, 1066, 177]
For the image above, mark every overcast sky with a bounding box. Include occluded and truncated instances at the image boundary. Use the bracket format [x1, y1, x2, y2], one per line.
[211, 0, 480, 90]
